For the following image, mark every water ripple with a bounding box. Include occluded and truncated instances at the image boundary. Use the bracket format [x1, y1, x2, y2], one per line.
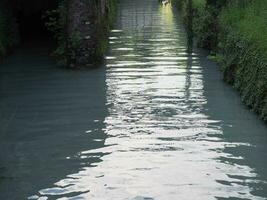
[28, 0, 267, 200]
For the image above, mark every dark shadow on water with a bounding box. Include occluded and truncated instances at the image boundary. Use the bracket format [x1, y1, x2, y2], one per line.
[0, 43, 109, 199]
[197, 48, 267, 199]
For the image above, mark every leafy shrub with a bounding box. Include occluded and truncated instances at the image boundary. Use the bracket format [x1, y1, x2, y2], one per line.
[175, 0, 267, 120]
[193, 4, 217, 50]
[43, 0, 70, 65]
[174, 0, 218, 50]
[95, 0, 117, 62]
[219, 0, 267, 120]
[44, 0, 117, 67]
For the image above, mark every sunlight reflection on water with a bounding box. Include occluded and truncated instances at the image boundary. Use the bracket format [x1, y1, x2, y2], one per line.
[26, 0, 267, 199]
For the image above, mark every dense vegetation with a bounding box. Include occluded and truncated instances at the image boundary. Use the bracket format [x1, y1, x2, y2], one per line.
[175, 0, 267, 121]
[0, 0, 116, 67]
[220, 0, 267, 121]
[45, 0, 117, 67]
[1, 0, 266, 118]
[95, 0, 117, 63]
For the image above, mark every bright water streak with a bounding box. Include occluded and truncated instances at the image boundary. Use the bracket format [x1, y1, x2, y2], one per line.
[1, 0, 267, 200]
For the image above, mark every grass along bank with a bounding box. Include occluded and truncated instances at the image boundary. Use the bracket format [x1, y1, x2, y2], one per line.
[174, 0, 267, 121]
[219, 0, 267, 121]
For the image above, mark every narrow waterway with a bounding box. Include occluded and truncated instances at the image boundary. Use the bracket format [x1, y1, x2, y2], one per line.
[1, 0, 267, 199]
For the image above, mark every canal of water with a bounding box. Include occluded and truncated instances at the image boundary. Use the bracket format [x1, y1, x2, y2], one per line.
[0, 0, 267, 199]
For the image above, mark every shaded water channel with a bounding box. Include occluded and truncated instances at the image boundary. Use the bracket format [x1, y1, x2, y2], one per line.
[1, 0, 267, 199]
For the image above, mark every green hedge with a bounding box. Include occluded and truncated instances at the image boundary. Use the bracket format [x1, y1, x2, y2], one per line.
[219, 0, 267, 120]
[174, 0, 217, 50]
[174, 0, 267, 121]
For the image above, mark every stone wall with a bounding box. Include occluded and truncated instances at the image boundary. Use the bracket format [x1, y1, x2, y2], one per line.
[67, 0, 115, 67]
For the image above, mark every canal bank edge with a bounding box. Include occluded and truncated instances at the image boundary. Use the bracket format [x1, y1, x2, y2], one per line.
[174, 0, 267, 122]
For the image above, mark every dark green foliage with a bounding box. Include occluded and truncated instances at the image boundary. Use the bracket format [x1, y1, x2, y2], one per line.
[95, 0, 117, 63]
[174, 0, 218, 50]
[44, 0, 117, 67]
[219, 0, 267, 121]
[191, 0, 227, 50]
[193, 5, 217, 50]
[175, 0, 267, 121]
[185, 0, 193, 52]
[0, 2, 19, 59]
[43, 0, 70, 65]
